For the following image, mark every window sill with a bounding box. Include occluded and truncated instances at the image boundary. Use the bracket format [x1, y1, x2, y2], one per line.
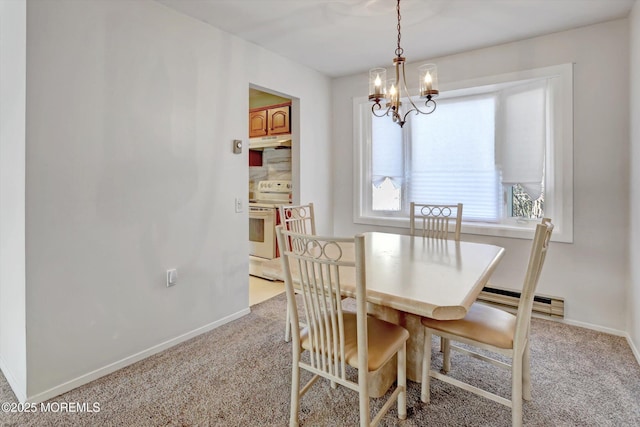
[354, 214, 572, 243]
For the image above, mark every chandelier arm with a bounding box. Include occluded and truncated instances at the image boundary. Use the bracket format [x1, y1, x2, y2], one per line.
[401, 109, 415, 125]
[423, 97, 437, 114]
[371, 101, 392, 118]
[403, 98, 437, 117]
[402, 61, 437, 114]
[399, 59, 422, 112]
[397, 59, 437, 117]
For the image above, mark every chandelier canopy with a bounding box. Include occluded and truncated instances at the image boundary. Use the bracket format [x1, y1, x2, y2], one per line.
[368, 0, 439, 128]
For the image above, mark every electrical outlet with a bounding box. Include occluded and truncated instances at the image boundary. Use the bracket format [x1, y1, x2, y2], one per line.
[235, 197, 243, 213]
[166, 269, 177, 287]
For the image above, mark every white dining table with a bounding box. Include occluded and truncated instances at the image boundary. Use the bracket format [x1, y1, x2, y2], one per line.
[263, 231, 505, 393]
[359, 232, 505, 392]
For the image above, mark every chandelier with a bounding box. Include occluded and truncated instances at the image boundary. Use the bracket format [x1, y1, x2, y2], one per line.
[368, 0, 439, 128]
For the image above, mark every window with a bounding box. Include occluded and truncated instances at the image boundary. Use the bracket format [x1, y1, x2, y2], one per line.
[354, 64, 573, 242]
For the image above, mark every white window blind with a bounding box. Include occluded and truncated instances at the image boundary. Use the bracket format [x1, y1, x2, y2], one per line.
[409, 94, 501, 222]
[498, 80, 547, 199]
[371, 111, 403, 211]
[371, 112, 403, 181]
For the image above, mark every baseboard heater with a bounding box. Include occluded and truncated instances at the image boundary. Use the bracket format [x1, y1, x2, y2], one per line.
[477, 286, 564, 318]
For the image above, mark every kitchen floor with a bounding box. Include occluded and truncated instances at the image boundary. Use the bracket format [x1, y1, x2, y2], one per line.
[249, 275, 284, 306]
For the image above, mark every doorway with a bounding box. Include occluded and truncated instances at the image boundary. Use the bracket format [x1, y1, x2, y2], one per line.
[248, 85, 298, 304]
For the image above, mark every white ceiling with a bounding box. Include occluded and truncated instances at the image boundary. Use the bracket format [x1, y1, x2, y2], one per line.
[156, 0, 635, 77]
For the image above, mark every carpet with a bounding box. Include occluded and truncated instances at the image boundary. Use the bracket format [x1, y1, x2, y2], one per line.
[1, 293, 639, 426]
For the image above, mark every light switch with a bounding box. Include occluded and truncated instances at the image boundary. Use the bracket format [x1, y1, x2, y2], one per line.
[166, 269, 177, 287]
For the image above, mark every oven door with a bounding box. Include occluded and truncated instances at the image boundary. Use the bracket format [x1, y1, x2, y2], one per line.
[249, 207, 276, 259]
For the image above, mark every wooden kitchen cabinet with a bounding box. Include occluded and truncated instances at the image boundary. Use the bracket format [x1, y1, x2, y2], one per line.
[267, 106, 290, 135]
[249, 110, 268, 137]
[249, 103, 291, 137]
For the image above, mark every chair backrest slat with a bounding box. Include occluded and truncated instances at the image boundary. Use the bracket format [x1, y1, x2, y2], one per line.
[410, 202, 463, 241]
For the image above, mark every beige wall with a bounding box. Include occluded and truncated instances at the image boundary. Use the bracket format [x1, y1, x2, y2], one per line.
[331, 19, 630, 333]
[0, 0, 27, 402]
[7, 0, 332, 402]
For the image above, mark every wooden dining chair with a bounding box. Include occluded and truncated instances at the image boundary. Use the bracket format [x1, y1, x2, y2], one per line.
[420, 218, 554, 427]
[279, 203, 316, 342]
[410, 202, 463, 241]
[410, 202, 463, 353]
[280, 202, 316, 235]
[276, 227, 409, 427]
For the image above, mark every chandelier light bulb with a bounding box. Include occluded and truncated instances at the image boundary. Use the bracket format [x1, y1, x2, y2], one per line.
[369, 67, 387, 100]
[419, 63, 439, 98]
[389, 83, 398, 108]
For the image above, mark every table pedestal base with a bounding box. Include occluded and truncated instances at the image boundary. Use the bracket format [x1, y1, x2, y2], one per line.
[366, 303, 427, 397]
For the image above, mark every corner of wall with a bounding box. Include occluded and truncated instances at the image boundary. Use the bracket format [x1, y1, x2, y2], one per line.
[629, 0, 640, 358]
[0, 0, 28, 402]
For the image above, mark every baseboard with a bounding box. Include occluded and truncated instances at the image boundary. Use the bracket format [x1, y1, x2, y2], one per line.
[535, 317, 639, 365]
[0, 356, 27, 402]
[26, 308, 251, 404]
[626, 334, 640, 366]
[557, 317, 627, 337]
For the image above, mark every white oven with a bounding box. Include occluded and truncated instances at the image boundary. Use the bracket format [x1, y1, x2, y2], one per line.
[249, 180, 291, 279]
[249, 180, 291, 259]
[249, 205, 277, 259]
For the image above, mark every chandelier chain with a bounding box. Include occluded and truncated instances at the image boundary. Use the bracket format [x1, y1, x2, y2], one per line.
[395, 0, 403, 57]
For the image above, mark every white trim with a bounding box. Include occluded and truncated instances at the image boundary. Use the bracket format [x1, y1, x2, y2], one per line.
[24, 308, 250, 404]
[556, 317, 627, 337]
[0, 356, 27, 403]
[627, 334, 640, 366]
[560, 319, 640, 365]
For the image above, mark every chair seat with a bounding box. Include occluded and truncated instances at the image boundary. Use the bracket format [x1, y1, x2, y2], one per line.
[421, 303, 516, 349]
[301, 312, 409, 372]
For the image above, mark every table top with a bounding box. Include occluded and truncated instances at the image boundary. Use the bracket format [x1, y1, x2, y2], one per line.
[359, 232, 504, 320]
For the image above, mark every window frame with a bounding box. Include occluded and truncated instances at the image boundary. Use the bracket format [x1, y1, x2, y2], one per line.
[353, 63, 573, 243]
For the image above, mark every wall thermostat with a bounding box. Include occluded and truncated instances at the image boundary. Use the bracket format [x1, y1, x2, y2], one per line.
[233, 139, 242, 154]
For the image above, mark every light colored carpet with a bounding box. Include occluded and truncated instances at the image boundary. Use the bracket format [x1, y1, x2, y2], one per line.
[1, 293, 639, 426]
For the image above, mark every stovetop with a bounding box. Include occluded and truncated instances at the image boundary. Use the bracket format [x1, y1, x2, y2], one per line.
[250, 180, 292, 208]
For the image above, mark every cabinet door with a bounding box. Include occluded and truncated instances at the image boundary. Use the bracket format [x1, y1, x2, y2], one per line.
[268, 106, 290, 135]
[249, 110, 268, 137]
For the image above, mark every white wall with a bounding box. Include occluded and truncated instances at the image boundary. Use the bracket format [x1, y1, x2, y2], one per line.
[18, 0, 330, 401]
[0, 0, 27, 402]
[332, 19, 630, 332]
[629, 2, 640, 357]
